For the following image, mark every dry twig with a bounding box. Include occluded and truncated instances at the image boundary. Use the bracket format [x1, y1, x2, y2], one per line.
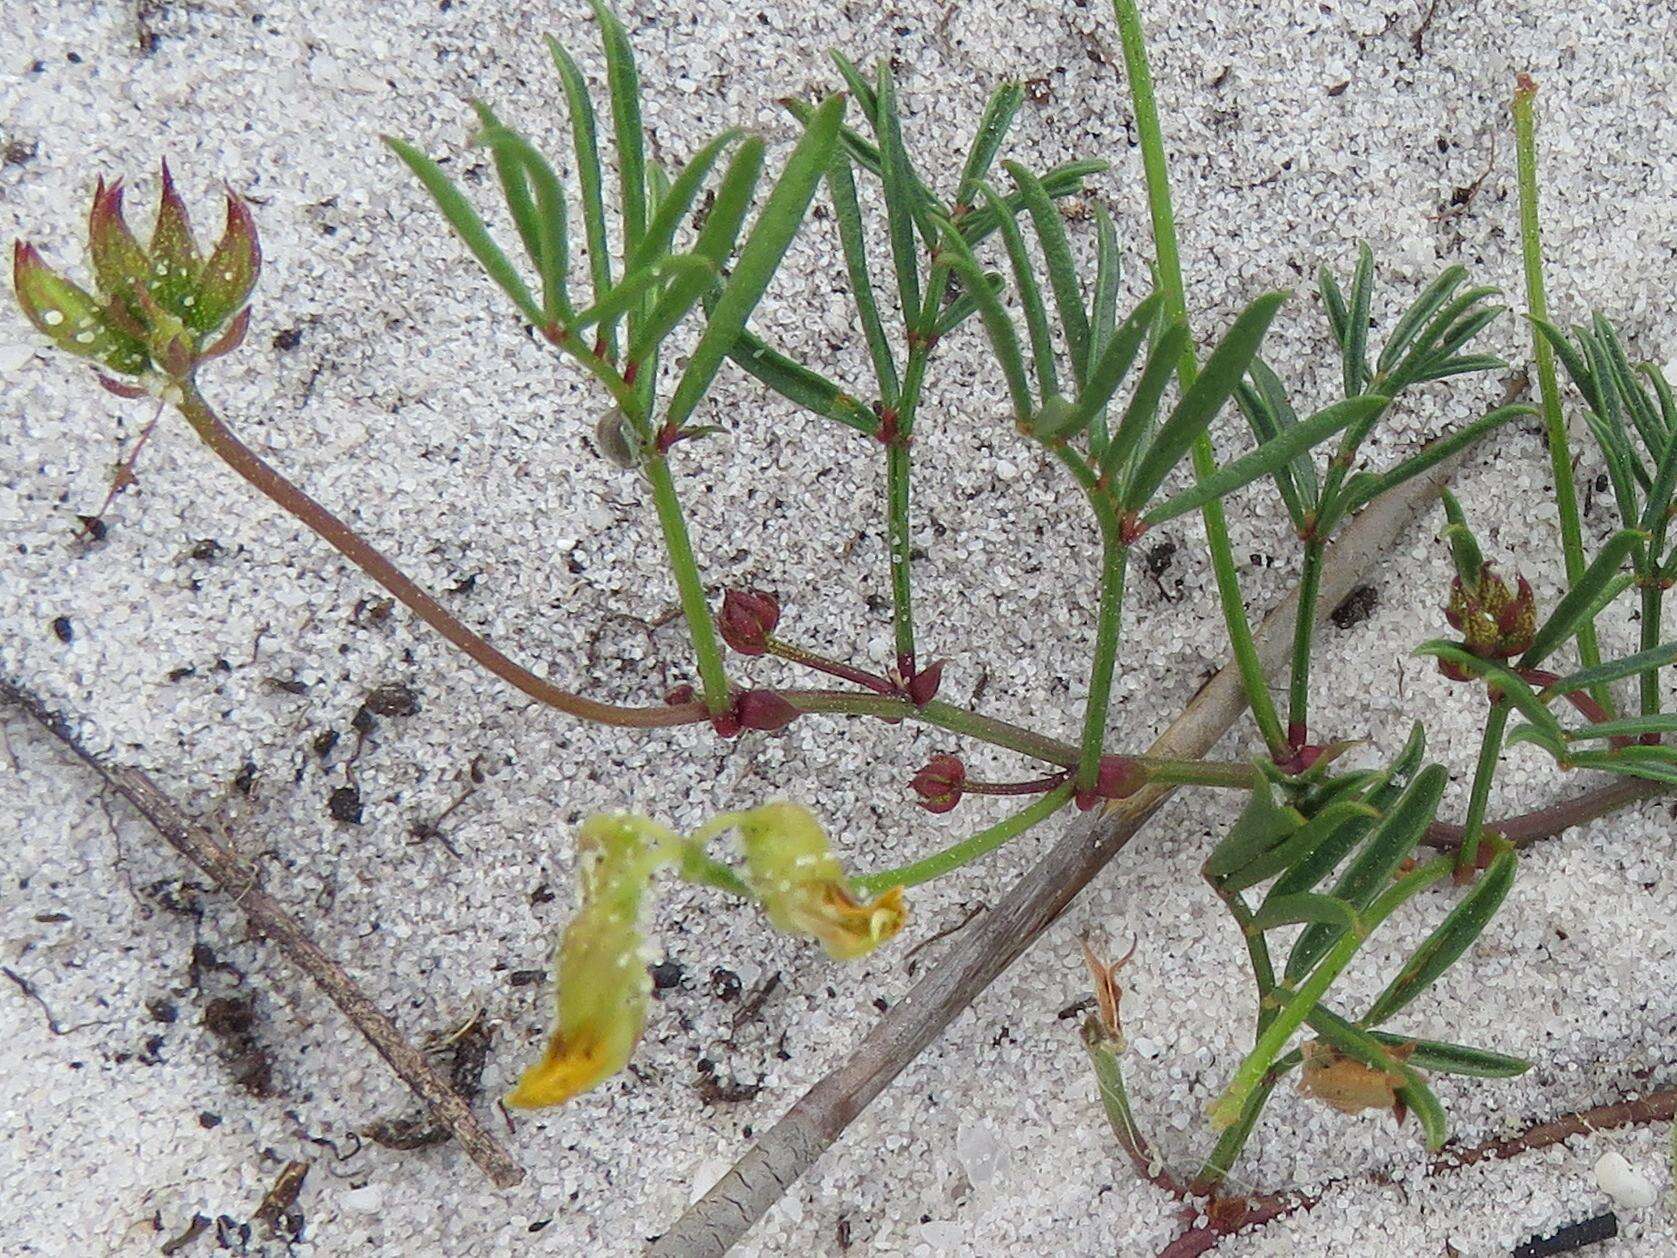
[1, 677, 526, 1189]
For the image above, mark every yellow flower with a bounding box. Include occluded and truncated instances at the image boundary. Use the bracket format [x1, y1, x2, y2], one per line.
[708, 802, 906, 960]
[506, 814, 678, 1110]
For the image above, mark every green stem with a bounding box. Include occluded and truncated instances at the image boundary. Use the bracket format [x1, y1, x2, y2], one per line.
[1083, 1022, 1179, 1192]
[1113, 0, 1288, 758]
[1192, 1051, 1298, 1193]
[1513, 78, 1606, 709]
[855, 783, 1074, 892]
[1456, 700, 1510, 875]
[1642, 578, 1664, 719]
[885, 437, 916, 674]
[1287, 538, 1326, 747]
[1080, 526, 1130, 792]
[1207, 855, 1452, 1128]
[644, 454, 730, 714]
[1214, 883, 1276, 1026]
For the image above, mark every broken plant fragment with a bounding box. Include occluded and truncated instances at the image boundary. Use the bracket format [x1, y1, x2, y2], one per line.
[507, 814, 679, 1109]
[703, 802, 907, 960]
[1297, 1036, 1419, 1121]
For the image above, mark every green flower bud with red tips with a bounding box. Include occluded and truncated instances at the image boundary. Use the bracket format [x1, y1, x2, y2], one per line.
[719, 589, 780, 656]
[1445, 562, 1536, 659]
[910, 754, 965, 813]
[13, 162, 260, 386]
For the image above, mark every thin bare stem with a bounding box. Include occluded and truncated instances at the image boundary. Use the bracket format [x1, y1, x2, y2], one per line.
[172, 380, 704, 728]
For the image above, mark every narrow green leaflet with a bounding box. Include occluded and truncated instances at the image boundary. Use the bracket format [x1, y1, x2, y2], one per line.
[827, 153, 899, 403]
[1362, 844, 1516, 1026]
[1518, 528, 1645, 667]
[1203, 773, 1299, 880]
[661, 95, 845, 434]
[1307, 1009, 1449, 1150]
[575, 257, 711, 333]
[1219, 800, 1380, 893]
[1367, 1032, 1530, 1079]
[1413, 641, 1566, 741]
[978, 181, 1057, 402]
[1537, 641, 1677, 700]
[1003, 160, 1091, 385]
[588, 0, 646, 262]
[1100, 323, 1189, 485]
[474, 118, 573, 323]
[1249, 892, 1360, 933]
[939, 223, 1033, 425]
[1087, 206, 1123, 430]
[954, 81, 1024, 211]
[1063, 292, 1165, 449]
[547, 36, 614, 329]
[874, 64, 924, 321]
[627, 129, 741, 274]
[1342, 243, 1373, 396]
[1375, 265, 1465, 375]
[1145, 396, 1385, 528]
[385, 136, 545, 327]
[1122, 292, 1288, 510]
[1339, 406, 1532, 516]
[1284, 763, 1447, 983]
[725, 329, 877, 434]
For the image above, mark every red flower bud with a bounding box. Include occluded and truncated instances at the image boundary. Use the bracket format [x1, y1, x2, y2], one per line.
[735, 689, 801, 732]
[719, 589, 780, 656]
[909, 754, 965, 813]
[905, 659, 944, 706]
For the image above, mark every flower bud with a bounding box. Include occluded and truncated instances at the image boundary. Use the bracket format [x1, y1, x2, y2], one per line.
[909, 754, 965, 813]
[735, 688, 800, 732]
[905, 659, 944, 706]
[13, 163, 261, 385]
[719, 589, 780, 655]
[1446, 562, 1536, 659]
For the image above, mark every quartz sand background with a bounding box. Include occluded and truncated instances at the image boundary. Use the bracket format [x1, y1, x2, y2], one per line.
[2, 0, 1675, 1253]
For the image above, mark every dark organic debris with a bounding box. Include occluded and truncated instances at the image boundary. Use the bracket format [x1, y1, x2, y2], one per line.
[252, 1159, 311, 1240]
[328, 785, 363, 825]
[203, 994, 275, 1097]
[363, 683, 421, 718]
[1513, 1212, 1617, 1258]
[1330, 583, 1380, 629]
[696, 1058, 764, 1105]
[367, 1016, 493, 1152]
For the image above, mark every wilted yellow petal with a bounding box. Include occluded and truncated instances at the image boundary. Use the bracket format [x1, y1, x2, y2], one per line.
[506, 814, 679, 1110]
[709, 802, 907, 960]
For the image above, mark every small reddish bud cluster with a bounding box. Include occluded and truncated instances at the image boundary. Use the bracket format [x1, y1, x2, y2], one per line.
[909, 755, 966, 813]
[663, 680, 800, 738]
[14, 162, 260, 391]
[1074, 755, 1144, 812]
[719, 589, 780, 656]
[902, 658, 943, 706]
[1440, 562, 1536, 680]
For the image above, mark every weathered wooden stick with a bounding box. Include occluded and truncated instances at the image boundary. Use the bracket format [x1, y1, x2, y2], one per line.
[650, 449, 1480, 1255]
[2, 678, 527, 1190]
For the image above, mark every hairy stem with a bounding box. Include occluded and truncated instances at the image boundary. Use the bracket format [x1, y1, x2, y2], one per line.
[884, 435, 916, 675]
[643, 453, 731, 714]
[1113, 0, 1287, 758]
[172, 381, 702, 728]
[1512, 76, 1605, 708]
[1455, 700, 1510, 875]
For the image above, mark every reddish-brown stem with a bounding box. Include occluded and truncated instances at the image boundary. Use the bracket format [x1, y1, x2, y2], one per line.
[964, 772, 1070, 797]
[1421, 776, 1659, 852]
[1157, 1084, 1677, 1255]
[765, 638, 896, 694]
[156, 385, 1673, 856]
[173, 380, 705, 729]
[1517, 667, 1635, 747]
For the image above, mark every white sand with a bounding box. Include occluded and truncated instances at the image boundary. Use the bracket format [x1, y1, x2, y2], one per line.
[2, 0, 1674, 1253]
